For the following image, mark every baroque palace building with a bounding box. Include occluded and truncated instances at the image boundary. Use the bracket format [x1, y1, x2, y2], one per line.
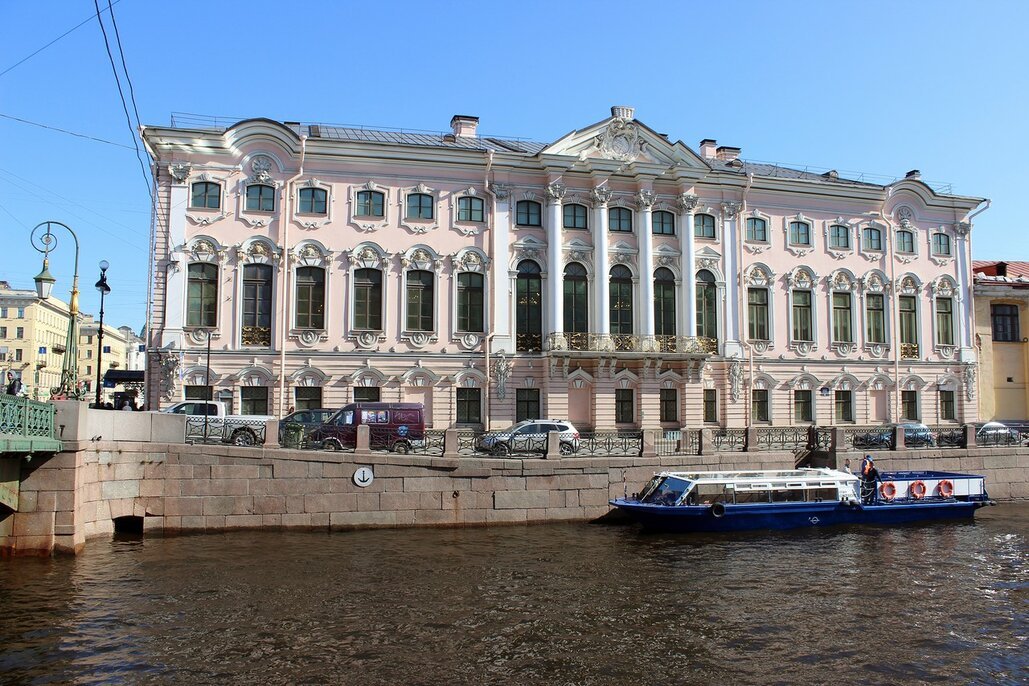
[141, 106, 986, 429]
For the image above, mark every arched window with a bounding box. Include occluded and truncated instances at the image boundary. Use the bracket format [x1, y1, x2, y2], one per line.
[406, 193, 433, 220]
[609, 265, 634, 335]
[746, 217, 767, 242]
[242, 264, 272, 346]
[652, 211, 675, 236]
[353, 268, 382, 330]
[245, 184, 275, 212]
[190, 182, 220, 209]
[789, 221, 811, 246]
[609, 207, 633, 232]
[696, 269, 717, 340]
[457, 272, 484, 332]
[932, 233, 952, 256]
[299, 187, 327, 215]
[654, 267, 676, 336]
[516, 200, 542, 227]
[458, 196, 484, 222]
[563, 204, 588, 230]
[187, 263, 218, 327]
[694, 213, 715, 239]
[563, 263, 588, 336]
[862, 227, 882, 251]
[406, 270, 434, 331]
[896, 230, 915, 253]
[829, 225, 850, 249]
[294, 267, 325, 329]
[516, 260, 542, 351]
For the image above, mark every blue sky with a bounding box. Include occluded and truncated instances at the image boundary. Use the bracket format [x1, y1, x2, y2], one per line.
[2, 0, 1026, 330]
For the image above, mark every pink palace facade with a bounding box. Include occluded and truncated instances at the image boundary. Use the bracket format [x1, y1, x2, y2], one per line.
[141, 106, 986, 430]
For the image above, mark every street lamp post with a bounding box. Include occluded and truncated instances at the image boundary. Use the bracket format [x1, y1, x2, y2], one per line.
[31, 221, 81, 400]
[94, 261, 111, 408]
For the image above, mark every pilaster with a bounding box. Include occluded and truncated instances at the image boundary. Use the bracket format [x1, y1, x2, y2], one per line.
[679, 193, 698, 337]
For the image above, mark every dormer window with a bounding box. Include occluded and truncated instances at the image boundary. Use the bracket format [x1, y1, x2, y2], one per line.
[245, 184, 275, 212]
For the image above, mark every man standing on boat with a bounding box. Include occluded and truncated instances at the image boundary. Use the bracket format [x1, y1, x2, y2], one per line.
[860, 455, 879, 504]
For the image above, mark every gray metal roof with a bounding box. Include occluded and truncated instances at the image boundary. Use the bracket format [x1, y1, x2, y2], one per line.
[309, 125, 547, 155]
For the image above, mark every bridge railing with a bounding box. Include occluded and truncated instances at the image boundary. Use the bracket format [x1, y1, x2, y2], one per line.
[0, 394, 56, 440]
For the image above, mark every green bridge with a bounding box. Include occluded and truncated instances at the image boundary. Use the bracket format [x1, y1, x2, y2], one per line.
[0, 394, 63, 511]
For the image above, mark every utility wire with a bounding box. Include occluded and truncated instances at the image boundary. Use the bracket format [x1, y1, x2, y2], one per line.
[0, 112, 136, 150]
[0, 0, 123, 79]
[106, 0, 145, 149]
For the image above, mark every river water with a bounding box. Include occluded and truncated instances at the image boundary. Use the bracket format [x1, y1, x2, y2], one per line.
[1, 505, 1026, 685]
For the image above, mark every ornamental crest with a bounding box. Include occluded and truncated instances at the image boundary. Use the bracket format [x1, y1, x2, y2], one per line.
[250, 155, 274, 184]
[594, 117, 646, 163]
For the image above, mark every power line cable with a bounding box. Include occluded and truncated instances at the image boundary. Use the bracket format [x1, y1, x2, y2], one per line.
[0, 112, 136, 150]
[106, 1, 144, 147]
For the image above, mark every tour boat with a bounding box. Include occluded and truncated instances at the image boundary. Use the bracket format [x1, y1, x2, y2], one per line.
[610, 468, 992, 533]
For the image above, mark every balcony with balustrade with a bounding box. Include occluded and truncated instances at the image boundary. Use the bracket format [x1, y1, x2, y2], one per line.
[540, 333, 718, 356]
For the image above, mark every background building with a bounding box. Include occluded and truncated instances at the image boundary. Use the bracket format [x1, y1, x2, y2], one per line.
[973, 261, 1029, 421]
[77, 315, 132, 403]
[0, 281, 73, 399]
[143, 107, 987, 429]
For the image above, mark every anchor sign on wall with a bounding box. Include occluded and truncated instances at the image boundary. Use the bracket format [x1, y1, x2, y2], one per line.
[353, 467, 374, 488]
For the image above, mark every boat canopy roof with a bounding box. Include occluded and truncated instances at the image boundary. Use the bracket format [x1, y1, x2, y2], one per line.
[656, 467, 860, 487]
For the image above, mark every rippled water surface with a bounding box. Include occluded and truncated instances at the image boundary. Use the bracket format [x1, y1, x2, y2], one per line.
[1, 505, 1026, 685]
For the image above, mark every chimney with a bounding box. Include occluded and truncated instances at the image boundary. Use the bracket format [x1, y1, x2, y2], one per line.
[699, 139, 718, 158]
[997, 262, 1008, 277]
[611, 105, 635, 119]
[905, 169, 921, 179]
[716, 145, 741, 162]
[450, 115, 479, 138]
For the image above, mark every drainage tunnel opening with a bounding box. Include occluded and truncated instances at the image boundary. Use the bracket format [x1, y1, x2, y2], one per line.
[113, 516, 144, 535]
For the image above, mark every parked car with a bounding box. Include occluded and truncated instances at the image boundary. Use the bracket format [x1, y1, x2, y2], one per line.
[308, 403, 425, 453]
[475, 420, 580, 456]
[161, 400, 272, 446]
[278, 408, 337, 446]
[976, 421, 1021, 446]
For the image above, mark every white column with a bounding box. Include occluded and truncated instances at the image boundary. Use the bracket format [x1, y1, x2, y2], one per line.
[637, 190, 656, 349]
[489, 184, 514, 353]
[954, 221, 974, 361]
[164, 181, 189, 347]
[679, 194, 698, 337]
[546, 181, 566, 350]
[593, 187, 613, 341]
[722, 202, 743, 357]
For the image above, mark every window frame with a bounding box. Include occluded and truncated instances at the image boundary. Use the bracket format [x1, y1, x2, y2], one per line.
[615, 388, 635, 424]
[895, 229, 916, 255]
[901, 390, 919, 421]
[935, 296, 954, 346]
[703, 389, 717, 423]
[190, 181, 221, 210]
[861, 227, 883, 252]
[939, 389, 956, 421]
[456, 272, 485, 333]
[865, 292, 887, 345]
[652, 210, 675, 236]
[835, 390, 854, 423]
[931, 232, 952, 257]
[457, 196, 485, 223]
[794, 389, 813, 423]
[659, 388, 678, 423]
[516, 388, 540, 423]
[898, 295, 919, 346]
[294, 266, 326, 330]
[406, 192, 434, 221]
[356, 190, 385, 218]
[991, 304, 1020, 342]
[746, 217, 768, 243]
[563, 262, 589, 335]
[694, 213, 716, 239]
[751, 389, 769, 423]
[654, 268, 676, 337]
[791, 289, 813, 342]
[515, 200, 542, 227]
[789, 221, 811, 247]
[829, 224, 851, 249]
[563, 203, 588, 230]
[186, 262, 219, 328]
[832, 291, 854, 344]
[245, 184, 275, 213]
[748, 287, 769, 341]
[298, 187, 328, 215]
[609, 206, 633, 233]
[456, 387, 482, 425]
[609, 265, 634, 335]
[405, 269, 435, 332]
[353, 268, 383, 331]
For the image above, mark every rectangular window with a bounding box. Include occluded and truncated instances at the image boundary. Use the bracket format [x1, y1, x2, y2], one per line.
[936, 297, 954, 346]
[185, 385, 212, 400]
[245, 185, 275, 212]
[458, 196, 484, 222]
[406, 271, 434, 331]
[939, 390, 956, 421]
[294, 267, 325, 329]
[609, 207, 633, 233]
[354, 387, 380, 402]
[563, 204, 587, 230]
[17, 308, 24, 318]
[187, 263, 218, 328]
[835, 390, 854, 422]
[746, 217, 767, 242]
[240, 387, 269, 415]
[748, 288, 769, 340]
[901, 390, 918, 420]
[896, 230, 915, 253]
[456, 388, 481, 424]
[652, 211, 675, 235]
[794, 390, 813, 423]
[792, 290, 812, 341]
[356, 191, 385, 218]
[86, 349, 93, 359]
[298, 188, 327, 215]
[832, 292, 852, 343]
[0, 326, 6, 337]
[789, 222, 810, 246]
[866, 294, 886, 344]
[16, 327, 24, 339]
[516, 201, 541, 227]
[992, 304, 1020, 342]
[516, 388, 540, 422]
[243, 265, 273, 335]
[353, 269, 383, 331]
[829, 225, 850, 249]
[751, 389, 769, 422]
[660, 388, 677, 423]
[615, 388, 634, 424]
[294, 386, 322, 411]
[703, 389, 717, 423]
[0, 307, 6, 318]
[899, 296, 918, 344]
[457, 273, 484, 333]
[102, 345, 111, 354]
[14, 348, 22, 361]
[86, 365, 91, 375]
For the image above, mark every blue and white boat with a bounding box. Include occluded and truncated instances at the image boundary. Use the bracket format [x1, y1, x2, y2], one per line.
[610, 468, 992, 533]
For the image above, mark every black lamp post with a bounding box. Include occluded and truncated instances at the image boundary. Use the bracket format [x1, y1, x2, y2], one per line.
[94, 260, 110, 408]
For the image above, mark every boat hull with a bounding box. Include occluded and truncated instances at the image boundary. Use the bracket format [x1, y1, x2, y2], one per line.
[609, 498, 986, 533]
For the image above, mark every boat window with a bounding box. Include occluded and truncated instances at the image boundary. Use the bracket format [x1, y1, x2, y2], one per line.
[694, 483, 730, 505]
[641, 477, 690, 505]
[734, 490, 770, 504]
[771, 489, 805, 502]
[807, 488, 839, 502]
[637, 476, 663, 502]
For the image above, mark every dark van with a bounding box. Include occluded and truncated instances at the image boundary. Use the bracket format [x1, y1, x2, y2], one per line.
[309, 403, 425, 453]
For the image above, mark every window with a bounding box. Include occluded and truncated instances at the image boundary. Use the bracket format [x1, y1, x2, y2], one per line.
[242, 264, 273, 341]
[563, 203, 588, 230]
[406, 270, 434, 331]
[746, 217, 767, 242]
[696, 270, 718, 340]
[185, 385, 212, 401]
[458, 196, 484, 222]
[354, 387, 380, 402]
[794, 390, 813, 423]
[609, 207, 632, 232]
[936, 297, 954, 346]
[0, 327, 5, 338]
[992, 304, 1020, 342]
[703, 389, 717, 423]
[353, 268, 383, 330]
[752, 389, 769, 422]
[939, 390, 956, 420]
[829, 225, 850, 249]
[240, 387, 269, 416]
[899, 296, 918, 345]
[516, 261, 542, 351]
[932, 233, 952, 256]
[609, 265, 633, 335]
[901, 390, 918, 420]
[86, 365, 91, 375]
[896, 230, 915, 253]
[186, 263, 218, 327]
[456, 388, 481, 424]
[295, 387, 322, 411]
[245, 184, 275, 212]
[660, 388, 677, 423]
[654, 268, 676, 336]
[792, 290, 812, 341]
[0, 308, 6, 317]
[652, 211, 675, 235]
[299, 187, 327, 214]
[615, 388, 634, 424]
[457, 273, 484, 332]
[102, 345, 111, 354]
[835, 391, 854, 422]
[516, 389, 540, 422]
[832, 292, 853, 343]
[516, 200, 541, 226]
[694, 214, 715, 239]
[406, 193, 434, 220]
[295, 267, 325, 329]
[789, 221, 811, 246]
[190, 182, 220, 209]
[14, 348, 22, 362]
[563, 263, 588, 334]
[866, 294, 886, 344]
[355, 190, 385, 217]
[748, 288, 769, 340]
[862, 227, 882, 251]
[16, 326, 24, 339]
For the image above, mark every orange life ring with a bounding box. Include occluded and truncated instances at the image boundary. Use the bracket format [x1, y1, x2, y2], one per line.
[879, 482, 897, 500]
[938, 479, 955, 497]
[910, 480, 927, 499]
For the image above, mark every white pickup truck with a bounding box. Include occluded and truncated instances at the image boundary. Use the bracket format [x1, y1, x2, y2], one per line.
[161, 400, 273, 446]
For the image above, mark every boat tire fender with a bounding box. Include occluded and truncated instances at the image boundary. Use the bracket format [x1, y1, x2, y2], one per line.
[880, 482, 897, 501]
[710, 502, 726, 518]
[910, 480, 927, 500]
[938, 479, 954, 497]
